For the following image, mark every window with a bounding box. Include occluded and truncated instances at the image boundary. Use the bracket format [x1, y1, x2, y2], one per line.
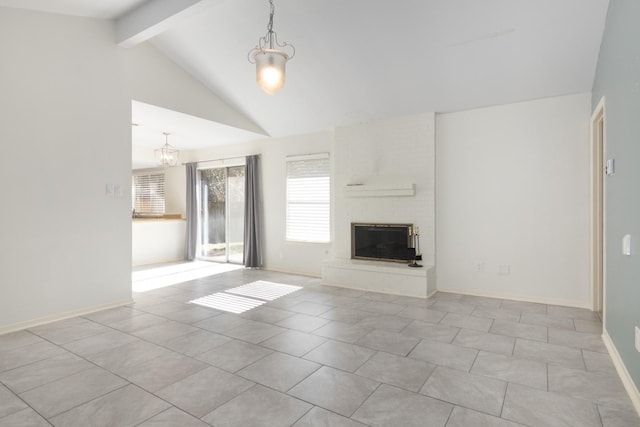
[132, 171, 165, 214]
[286, 153, 330, 242]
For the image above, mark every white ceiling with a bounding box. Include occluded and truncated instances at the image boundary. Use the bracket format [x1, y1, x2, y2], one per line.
[149, 0, 609, 137]
[0, 0, 146, 19]
[1, 0, 610, 162]
[131, 100, 266, 168]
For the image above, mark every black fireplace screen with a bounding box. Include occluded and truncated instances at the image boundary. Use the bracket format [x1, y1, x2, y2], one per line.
[351, 223, 413, 263]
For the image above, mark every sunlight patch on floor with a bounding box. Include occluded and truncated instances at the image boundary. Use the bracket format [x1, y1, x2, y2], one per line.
[189, 292, 266, 314]
[225, 281, 302, 301]
[132, 261, 243, 292]
[190, 280, 302, 314]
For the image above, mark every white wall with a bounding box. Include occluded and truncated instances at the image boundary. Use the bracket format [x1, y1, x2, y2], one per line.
[121, 42, 265, 137]
[177, 131, 334, 277]
[0, 7, 251, 332]
[436, 93, 591, 307]
[333, 113, 436, 265]
[132, 220, 186, 266]
[164, 165, 187, 217]
[0, 9, 132, 330]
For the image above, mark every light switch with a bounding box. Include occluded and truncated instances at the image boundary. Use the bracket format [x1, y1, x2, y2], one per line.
[622, 234, 631, 256]
[105, 184, 114, 197]
[114, 184, 123, 197]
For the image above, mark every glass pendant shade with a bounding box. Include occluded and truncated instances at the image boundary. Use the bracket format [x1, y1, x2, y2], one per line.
[155, 134, 179, 166]
[253, 49, 288, 95]
[248, 0, 294, 94]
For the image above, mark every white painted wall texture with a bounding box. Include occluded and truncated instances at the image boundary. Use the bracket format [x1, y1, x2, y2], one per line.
[0, 9, 132, 331]
[0, 7, 252, 332]
[164, 165, 187, 218]
[132, 220, 186, 267]
[333, 113, 436, 266]
[436, 93, 592, 307]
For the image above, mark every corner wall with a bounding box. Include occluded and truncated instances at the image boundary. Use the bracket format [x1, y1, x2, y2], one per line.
[0, 7, 252, 332]
[0, 9, 132, 330]
[591, 0, 640, 400]
[436, 93, 591, 307]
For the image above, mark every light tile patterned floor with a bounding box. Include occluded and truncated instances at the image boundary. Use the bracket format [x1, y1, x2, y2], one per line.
[0, 267, 639, 426]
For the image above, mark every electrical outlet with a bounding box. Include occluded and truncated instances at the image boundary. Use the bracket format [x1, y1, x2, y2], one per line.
[635, 326, 640, 353]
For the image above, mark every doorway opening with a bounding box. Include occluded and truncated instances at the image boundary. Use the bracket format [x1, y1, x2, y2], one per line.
[198, 164, 245, 264]
[590, 97, 606, 317]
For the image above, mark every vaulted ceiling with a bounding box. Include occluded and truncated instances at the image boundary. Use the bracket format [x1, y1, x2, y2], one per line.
[0, 0, 610, 151]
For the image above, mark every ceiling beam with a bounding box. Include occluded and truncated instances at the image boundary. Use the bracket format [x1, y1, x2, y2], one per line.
[116, 0, 214, 48]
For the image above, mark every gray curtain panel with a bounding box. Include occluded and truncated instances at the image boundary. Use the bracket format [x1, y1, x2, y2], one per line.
[244, 155, 263, 268]
[185, 162, 198, 261]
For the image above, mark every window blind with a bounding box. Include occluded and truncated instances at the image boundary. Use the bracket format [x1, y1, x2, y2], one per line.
[286, 154, 330, 243]
[132, 172, 165, 214]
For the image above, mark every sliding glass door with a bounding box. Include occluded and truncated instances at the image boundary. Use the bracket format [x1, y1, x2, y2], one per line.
[198, 165, 245, 263]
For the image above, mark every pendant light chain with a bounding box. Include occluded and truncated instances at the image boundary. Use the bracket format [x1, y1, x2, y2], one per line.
[267, 0, 274, 35]
[247, 0, 295, 94]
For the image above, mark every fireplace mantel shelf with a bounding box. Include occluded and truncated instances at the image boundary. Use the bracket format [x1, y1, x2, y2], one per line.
[343, 183, 415, 197]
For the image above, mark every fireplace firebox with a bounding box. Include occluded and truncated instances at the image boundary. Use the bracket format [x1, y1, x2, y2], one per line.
[351, 223, 413, 263]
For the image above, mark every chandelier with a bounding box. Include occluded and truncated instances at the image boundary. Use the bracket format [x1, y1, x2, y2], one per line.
[248, 0, 295, 95]
[155, 132, 179, 167]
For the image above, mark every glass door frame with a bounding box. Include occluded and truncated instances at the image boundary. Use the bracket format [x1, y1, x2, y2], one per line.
[196, 159, 246, 264]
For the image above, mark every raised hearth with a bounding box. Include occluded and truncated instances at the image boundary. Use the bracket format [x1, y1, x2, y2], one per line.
[322, 259, 435, 298]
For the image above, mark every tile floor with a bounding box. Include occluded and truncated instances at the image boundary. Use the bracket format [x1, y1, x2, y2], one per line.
[1, 268, 639, 426]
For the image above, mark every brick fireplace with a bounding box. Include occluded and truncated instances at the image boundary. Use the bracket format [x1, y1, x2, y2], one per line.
[321, 113, 436, 298]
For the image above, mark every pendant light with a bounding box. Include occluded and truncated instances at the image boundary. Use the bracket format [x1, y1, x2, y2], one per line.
[248, 0, 295, 95]
[155, 132, 179, 167]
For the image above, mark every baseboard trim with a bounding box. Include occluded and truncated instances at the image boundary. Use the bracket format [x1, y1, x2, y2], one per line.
[602, 329, 640, 416]
[0, 298, 134, 336]
[435, 287, 590, 309]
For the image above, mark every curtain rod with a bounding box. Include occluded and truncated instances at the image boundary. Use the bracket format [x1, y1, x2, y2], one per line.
[181, 154, 260, 165]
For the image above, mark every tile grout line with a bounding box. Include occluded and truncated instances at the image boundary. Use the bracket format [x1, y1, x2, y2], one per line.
[31, 333, 200, 424]
[0, 271, 627, 427]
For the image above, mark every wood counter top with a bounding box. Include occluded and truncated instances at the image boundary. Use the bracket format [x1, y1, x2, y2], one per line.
[132, 213, 184, 222]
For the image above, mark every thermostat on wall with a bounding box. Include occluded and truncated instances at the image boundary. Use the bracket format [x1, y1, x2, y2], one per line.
[622, 234, 631, 256]
[605, 158, 615, 176]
